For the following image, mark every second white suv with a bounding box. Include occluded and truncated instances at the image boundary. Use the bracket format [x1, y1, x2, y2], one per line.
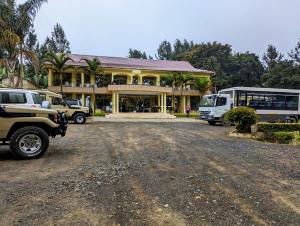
[0, 89, 43, 108]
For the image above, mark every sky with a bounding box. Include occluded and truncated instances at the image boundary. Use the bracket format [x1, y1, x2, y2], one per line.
[29, 0, 300, 58]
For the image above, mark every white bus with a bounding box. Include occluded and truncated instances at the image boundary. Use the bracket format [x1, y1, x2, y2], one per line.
[199, 87, 300, 125]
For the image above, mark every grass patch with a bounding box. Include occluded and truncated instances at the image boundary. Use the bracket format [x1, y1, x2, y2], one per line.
[93, 111, 106, 117]
[174, 113, 199, 118]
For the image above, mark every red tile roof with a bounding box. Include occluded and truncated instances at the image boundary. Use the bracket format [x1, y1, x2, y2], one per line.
[60, 54, 213, 74]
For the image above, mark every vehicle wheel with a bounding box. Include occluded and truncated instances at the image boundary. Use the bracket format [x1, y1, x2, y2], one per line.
[10, 126, 49, 160]
[208, 121, 216, 125]
[74, 113, 86, 124]
[287, 117, 298, 123]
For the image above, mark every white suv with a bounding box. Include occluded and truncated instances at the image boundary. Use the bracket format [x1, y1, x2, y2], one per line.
[0, 89, 43, 108]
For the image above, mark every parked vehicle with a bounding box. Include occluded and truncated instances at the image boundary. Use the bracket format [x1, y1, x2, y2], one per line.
[65, 99, 82, 107]
[199, 87, 300, 125]
[0, 88, 43, 108]
[35, 90, 90, 124]
[0, 104, 68, 159]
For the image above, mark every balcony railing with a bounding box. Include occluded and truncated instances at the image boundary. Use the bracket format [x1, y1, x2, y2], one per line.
[108, 84, 172, 93]
[48, 84, 206, 96]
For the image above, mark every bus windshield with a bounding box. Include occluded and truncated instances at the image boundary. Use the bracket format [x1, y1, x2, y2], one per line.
[200, 95, 216, 107]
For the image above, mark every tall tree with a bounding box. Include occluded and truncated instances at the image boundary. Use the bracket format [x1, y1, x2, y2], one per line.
[263, 44, 283, 68]
[128, 49, 147, 59]
[289, 39, 300, 64]
[0, 0, 47, 87]
[41, 23, 71, 54]
[44, 52, 73, 95]
[156, 40, 173, 60]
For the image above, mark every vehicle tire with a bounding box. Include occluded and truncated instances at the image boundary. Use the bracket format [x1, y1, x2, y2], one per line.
[9, 126, 49, 160]
[208, 121, 216, 126]
[74, 113, 86, 124]
[287, 116, 298, 123]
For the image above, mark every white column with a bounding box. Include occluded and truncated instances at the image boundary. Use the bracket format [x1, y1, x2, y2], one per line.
[164, 93, 167, 113]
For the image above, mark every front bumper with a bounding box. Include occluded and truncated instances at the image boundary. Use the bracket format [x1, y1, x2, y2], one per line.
[50, 112, 68, 137]
[199, 114, 220, 122]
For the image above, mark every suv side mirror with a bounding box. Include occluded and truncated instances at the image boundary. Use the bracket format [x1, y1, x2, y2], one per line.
[41, 101, 50, 109]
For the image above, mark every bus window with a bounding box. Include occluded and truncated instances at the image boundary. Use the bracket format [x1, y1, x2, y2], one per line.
[286, 96, 298, 110]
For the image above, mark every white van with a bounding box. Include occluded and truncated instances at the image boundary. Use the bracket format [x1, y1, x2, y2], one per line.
[0, 89, 43, 108]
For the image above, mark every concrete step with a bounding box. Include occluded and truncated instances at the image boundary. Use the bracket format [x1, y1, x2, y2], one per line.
[105, 113, 176, 119]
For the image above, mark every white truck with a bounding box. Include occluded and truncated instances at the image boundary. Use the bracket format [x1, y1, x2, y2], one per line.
[199, 87, 300, 125]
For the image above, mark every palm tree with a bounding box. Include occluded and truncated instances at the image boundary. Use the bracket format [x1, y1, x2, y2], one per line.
[80, 57, 102, 112]
[0, 0, 47, 87]
[44, 52, 73, 96]
[161, 72, 183, 113]
[194, 77, 211, 100]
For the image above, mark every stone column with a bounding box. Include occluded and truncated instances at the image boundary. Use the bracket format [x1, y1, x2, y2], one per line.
[111, 74, 114, 84]
[138, 75, 143, 85]
[71, 71, 76, 87]
[81, 94, 85, 107]
[186, 96, 191, 107]
[164, 93, 167, 113]
[112, 92, 116, 113]
[156, 76, 160, 86]
[116, 92, 119, 113]
[48, 69, 53, 87]
[180, 96, 186, 113]
[81, 72, 85, 87]
[127, 75, 132, 85]
[157, 94, 161, 112]
[161, 94, 164, 113]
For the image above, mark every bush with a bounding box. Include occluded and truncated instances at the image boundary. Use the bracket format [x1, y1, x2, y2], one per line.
[225, 107, 258, 133]
[260, 132, 295, 144]
[257, 123, 300, 132]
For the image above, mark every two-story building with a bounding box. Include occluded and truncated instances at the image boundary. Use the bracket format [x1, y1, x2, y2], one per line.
[45, 54, 212, 115]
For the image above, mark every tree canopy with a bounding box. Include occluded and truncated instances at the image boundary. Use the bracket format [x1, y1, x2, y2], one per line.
[130, 38, 300, 91]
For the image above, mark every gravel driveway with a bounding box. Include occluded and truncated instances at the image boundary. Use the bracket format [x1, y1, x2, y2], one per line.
[0, 122, 299, 226]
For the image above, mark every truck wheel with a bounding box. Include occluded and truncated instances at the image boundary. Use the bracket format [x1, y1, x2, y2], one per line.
[10, 126, 49, 160]
[74, 113, 86, 124]
[208, 121, 216, 126]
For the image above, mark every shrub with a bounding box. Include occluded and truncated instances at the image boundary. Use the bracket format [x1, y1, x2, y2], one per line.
[274, 132, 295, 144]
[260, 132, 295, 144]
[257, 123, 300, 132]
[225, 107, 258, 133]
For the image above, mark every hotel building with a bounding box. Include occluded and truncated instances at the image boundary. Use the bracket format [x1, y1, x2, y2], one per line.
[45, 54, 212, 115]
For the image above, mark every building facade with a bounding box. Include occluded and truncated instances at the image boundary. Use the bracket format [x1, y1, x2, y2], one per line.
[46, 54, 212, 114]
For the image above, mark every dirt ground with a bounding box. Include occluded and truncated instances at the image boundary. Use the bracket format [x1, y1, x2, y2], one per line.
[0, 121, 299, 226]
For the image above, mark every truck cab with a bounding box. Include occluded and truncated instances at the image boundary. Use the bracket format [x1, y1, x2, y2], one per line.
[199, 94, 232, 125]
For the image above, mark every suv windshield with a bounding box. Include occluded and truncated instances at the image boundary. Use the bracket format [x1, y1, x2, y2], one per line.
[199, 95, 216, 107]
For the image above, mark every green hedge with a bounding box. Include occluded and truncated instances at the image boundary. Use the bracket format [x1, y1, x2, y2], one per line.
[259, 132, 295, 144]
[257, 123, 300, 132]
